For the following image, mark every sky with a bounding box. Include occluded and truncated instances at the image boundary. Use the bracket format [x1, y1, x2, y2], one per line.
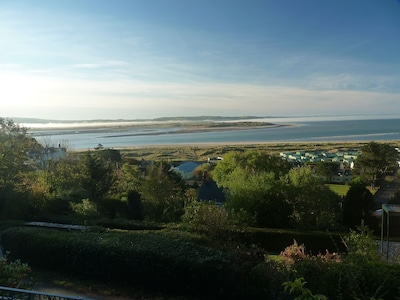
[1, 0, 400, 120]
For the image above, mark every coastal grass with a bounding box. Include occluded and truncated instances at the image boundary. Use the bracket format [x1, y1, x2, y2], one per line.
[119, 141, 385, 163]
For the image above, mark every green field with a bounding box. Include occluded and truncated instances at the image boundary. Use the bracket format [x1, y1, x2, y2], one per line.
[326, 184, 350, 197]
[327, 184, 378, 196]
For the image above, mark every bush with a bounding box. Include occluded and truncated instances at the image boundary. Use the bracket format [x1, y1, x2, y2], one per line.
[182, 201, 234, 240]
[2, 227, 236, 298]
[0, 254, 32, 289]
[70, 198, 101, 223]
[238, 227, 345, 254]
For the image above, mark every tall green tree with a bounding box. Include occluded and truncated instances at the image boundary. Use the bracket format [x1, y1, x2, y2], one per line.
[353, 142, 399, 187]
[0, 118, 42, 187]
[81, 149, 117, 203]
[283, 166, 341, 230]
[141, 162, 184, 222]
[117, 163, 144, 220]
[214, 150, 293, 227]
[0, 118, 43, 218]
[342, 180, 375, 229]
[223, 167, 291, 227]
[213, 150, 292, 185]
[315, 161, 340, 183]
[117, 163, 142, 195]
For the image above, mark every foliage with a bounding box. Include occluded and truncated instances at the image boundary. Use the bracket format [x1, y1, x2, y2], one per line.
[282, 277, 328, 300]
[44, 156, 88, 210]
[388, 188, 400, 204]
[213, 150, 292, 185]
[342, 181, 375, 229]
[0, 253, 33, 289]
[213, 150, 293, 228]
[315, 161, 340, 183]
[2, 227, 235, 298]
[283, 166, 342, 230]
[141, 162, 184, 223]
[81, 150, 117, 202]
[353, 142, 399, 187]
[182, 201, 233, 239]
[193, 163, 213, 180]
[280, 240, 309, 263]
[0, 118, 42, 187]
[0, 118, 43, 218]
[224, 167, 291, 227]
[126, 190, 144, 220]
[70, 198, 101, 222]
[280, 240, 341, 265]
[117, 163, 142, 195]
[342, 221, 381, 263]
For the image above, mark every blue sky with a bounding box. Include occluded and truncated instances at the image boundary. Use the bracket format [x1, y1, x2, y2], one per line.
[1, 0, 400, 120]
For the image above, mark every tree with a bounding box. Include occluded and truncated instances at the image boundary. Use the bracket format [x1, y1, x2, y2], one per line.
[117, 163, 142, 195]
[283, 166, 341, 230]
[315, 161, 340, 183]
[0, 118, 42, 186]
[81, 150, 117, 203]
[141, 162, 184, 222]
[223, 167, 291, 227]
[126, 190, 144, 220]
[342, 180, 375, 229]
[213, 151, 293, 227]
[353, 142, 399, 187]
[0, 118, 43, 217]
[213, 150, 292, 185]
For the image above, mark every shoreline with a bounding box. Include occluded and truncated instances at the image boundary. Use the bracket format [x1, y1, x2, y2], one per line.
[30, 122, 293, 137]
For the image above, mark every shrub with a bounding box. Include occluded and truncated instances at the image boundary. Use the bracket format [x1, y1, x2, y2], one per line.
[70, 198, 101, 222]
[0, 254, 32, 289]
[2, 227, 236, 298]
[282, 277, 328, 300]
[342, 221, 381, 263]
[182, 201, 234, 240]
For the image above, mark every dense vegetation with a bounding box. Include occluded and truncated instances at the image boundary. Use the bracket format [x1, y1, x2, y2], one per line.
[1, 117, 400, 299]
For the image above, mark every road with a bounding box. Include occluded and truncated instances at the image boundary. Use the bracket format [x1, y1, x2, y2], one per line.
[374, 175, 400, 209]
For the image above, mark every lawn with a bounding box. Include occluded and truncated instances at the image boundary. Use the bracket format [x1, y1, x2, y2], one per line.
[326, 184, 350, 197]
[327, 184, 378, 197]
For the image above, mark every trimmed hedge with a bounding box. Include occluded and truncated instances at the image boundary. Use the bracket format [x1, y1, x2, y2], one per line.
[2, 227, 236, 298]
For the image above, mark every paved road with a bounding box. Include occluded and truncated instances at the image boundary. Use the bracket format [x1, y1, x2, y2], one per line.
[374, 175, 400, 209]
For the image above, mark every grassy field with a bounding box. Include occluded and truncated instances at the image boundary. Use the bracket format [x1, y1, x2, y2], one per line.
[327, 183, 378, 196]
[326, 184, 350, 197]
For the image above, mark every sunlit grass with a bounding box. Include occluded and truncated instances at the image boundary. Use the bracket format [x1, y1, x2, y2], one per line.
[326, 184, 350, 197]
[327, 184, 378, 196]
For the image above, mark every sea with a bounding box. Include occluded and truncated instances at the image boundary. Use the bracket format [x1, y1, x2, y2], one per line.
[26, 115, 400, 150]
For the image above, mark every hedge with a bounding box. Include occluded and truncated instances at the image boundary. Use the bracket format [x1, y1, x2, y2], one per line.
[2, 227, 236, 298]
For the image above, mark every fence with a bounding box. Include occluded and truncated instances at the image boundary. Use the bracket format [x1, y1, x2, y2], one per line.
[0, 286, 92, 300]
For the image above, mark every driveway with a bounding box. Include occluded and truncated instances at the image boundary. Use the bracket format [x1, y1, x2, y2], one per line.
[374, 175, 400, 209]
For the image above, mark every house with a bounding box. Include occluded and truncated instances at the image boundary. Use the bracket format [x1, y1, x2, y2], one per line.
[197, 172, 226, 205]
[331, 169, 353, 183]
[170, 161, 200, 180]
[37, 146, 67, 168]
[208, 157, 223, 165]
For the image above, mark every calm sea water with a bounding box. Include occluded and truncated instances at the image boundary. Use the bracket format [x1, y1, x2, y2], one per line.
[29, 118, 400, 150]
